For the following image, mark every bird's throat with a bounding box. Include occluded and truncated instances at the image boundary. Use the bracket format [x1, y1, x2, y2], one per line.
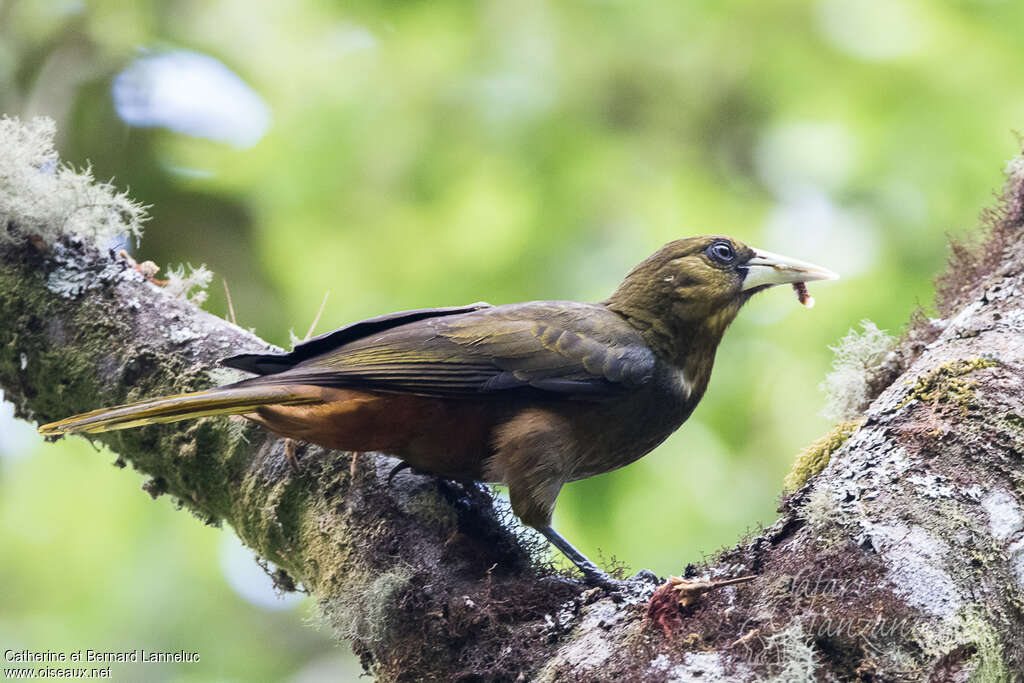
[606, 302, 734, 395]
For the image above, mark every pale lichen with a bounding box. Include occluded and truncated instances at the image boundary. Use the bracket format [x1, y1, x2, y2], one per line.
[324, 566, 415, 645]
[820, 321, 896, 421]
[164, 263, 214, 306]
[534, 599, 627, 680]
[980, 489, 1023, 542]
[801, 484, 850, 542]
[45, 251, 139, 299]
[676, 652, 730, 681]
[866, 523, 961, 619]
[1009, 538, 1024, 590]
[0, 116, 148, 247]
[761, 622, 818, 683]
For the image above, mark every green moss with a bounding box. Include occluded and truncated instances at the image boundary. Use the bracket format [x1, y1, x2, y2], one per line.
[783, 420, 862, 494]
[1002, 414, 1024, 454]
[403, 489, 459, 534]
[263, 476, 310, 559]
[958, 611, 1009, 682]
[916, 609, 1009, 682]
[898, 358, 997, 416]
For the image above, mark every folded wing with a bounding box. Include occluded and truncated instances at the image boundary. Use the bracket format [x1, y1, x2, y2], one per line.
[227, 302, 656, 400]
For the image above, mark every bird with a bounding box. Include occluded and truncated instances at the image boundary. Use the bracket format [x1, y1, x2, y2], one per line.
[39, 235, 837, 587]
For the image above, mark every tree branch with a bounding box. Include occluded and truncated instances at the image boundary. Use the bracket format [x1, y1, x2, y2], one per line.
[3, 119, 1024, 680]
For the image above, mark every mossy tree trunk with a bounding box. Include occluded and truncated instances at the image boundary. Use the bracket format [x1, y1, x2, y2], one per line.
[3, 150, 1024, 682]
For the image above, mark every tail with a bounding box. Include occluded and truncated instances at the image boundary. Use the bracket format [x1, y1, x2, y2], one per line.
[37, 384, 323, 436]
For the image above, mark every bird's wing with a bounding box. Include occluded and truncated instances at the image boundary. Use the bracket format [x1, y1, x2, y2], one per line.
[221, 302, 493, 374]
[232, 302, 656, 399]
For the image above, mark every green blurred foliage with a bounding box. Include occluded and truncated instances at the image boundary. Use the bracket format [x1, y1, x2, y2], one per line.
[3, 0, 1024, 678]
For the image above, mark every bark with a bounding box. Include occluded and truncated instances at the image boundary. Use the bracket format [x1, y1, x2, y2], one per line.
[3, 154, 1024, 682]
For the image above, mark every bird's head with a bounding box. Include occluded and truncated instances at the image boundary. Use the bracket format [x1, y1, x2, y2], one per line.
[606, 235, 838, 351]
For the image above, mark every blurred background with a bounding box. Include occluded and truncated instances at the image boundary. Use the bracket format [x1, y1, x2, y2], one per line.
[2, 0, 1023, 679]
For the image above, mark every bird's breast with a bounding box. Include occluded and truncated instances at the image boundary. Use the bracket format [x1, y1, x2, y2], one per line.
[558, 367, 703, 481]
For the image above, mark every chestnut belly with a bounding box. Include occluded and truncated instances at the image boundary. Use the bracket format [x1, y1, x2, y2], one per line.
[248, 387, 500, 480]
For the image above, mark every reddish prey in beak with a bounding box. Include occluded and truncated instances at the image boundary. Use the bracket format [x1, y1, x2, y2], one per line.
[793, 282, 814, 307]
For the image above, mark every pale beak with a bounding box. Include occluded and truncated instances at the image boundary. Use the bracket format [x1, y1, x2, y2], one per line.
[741, 248, 839, 291]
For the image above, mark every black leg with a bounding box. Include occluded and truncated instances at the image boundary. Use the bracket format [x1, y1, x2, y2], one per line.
[538, 525, 619, 589]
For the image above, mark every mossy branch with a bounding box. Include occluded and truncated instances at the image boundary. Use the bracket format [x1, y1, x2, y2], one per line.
[0, 232, 581, 680]
[4, 117, 1024, 681]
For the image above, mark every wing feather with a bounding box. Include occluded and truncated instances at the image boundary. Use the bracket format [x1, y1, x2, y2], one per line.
[234, 301, 656, 400]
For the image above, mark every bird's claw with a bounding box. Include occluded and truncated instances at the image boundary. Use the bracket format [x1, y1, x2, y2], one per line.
[581, 568, 660, 598]
[386, 461, 413, 484]
[582, 567, 621, 592]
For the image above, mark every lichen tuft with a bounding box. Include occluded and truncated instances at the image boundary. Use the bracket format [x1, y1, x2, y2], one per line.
[324, 566, 415, 645]
[0, 116, 148, 247]
[761, 622, 818, 682]
[820, 321, 896, 421]
[164, 263, 214, 306]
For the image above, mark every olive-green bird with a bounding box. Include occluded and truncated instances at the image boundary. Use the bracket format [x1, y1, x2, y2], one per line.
[40, 235, 837, 586]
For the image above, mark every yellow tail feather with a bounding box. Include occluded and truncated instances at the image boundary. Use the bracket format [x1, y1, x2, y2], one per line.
[38, 385, 323, 436]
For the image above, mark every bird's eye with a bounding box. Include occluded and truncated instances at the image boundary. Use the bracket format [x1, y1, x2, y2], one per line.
[705, 241, 736, 265]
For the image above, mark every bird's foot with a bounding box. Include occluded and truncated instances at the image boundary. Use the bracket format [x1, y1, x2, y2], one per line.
[537, 525, 624, 593]
[580, 565, 622, 592]
[386, 460, 413, 484]
[385, 460, 455, 486]
[581, 567, 661, 600]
